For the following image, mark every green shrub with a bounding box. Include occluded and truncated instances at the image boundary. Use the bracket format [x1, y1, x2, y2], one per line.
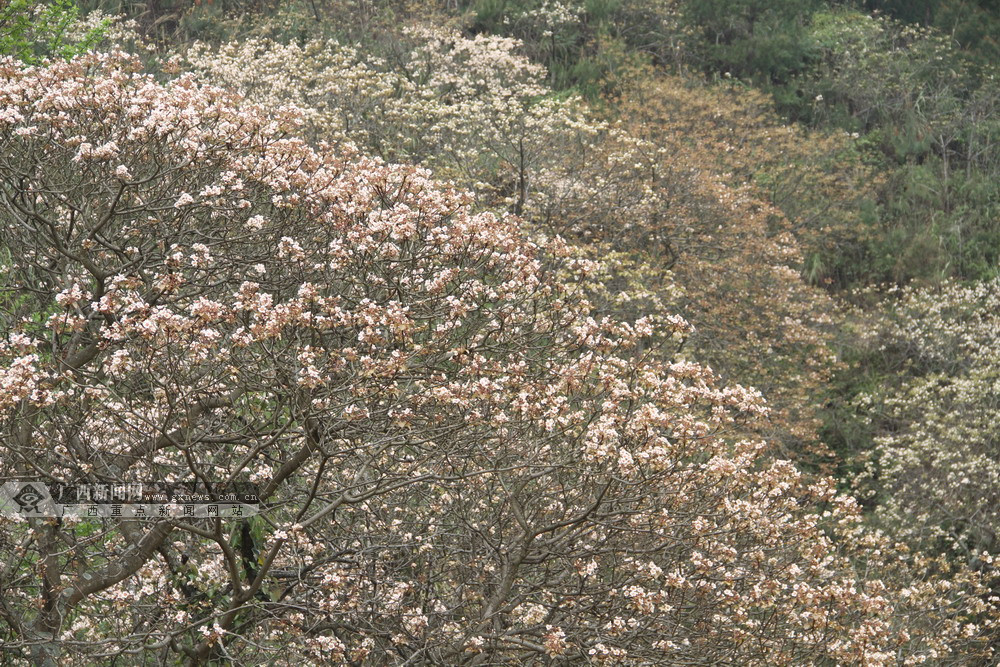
[0, 0, 110, 63]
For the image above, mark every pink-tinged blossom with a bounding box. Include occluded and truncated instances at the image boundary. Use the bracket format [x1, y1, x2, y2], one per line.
[0, 50, 994, 667]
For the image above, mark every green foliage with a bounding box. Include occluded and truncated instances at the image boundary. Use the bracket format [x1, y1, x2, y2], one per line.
[818, 351, 879, 495]
[231, 516, 268, 585]
[866, 0, 1000, 66]
[869, 158, 1000, 282]
[934, 0, 1000, 66]
[679, 0, 820, 84]
[773, 8, 1000, 285]
[0, 0, 110, 63]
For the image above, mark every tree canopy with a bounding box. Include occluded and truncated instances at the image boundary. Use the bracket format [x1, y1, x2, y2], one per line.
[1, 1, 999, 664]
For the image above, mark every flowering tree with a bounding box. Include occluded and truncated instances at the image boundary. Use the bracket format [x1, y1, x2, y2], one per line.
[853, 280, 1000, 562]
[181, 28, 591, 215]
[0, 52, 997, 665]
[179, 29, 843, 466]
[528, 78, 868, 466]
[178, 38, 397, 150]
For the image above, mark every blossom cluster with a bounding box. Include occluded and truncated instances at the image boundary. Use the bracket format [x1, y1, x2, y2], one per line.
[180, 27, 594, 213]
[854, 280, 1000, 561]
